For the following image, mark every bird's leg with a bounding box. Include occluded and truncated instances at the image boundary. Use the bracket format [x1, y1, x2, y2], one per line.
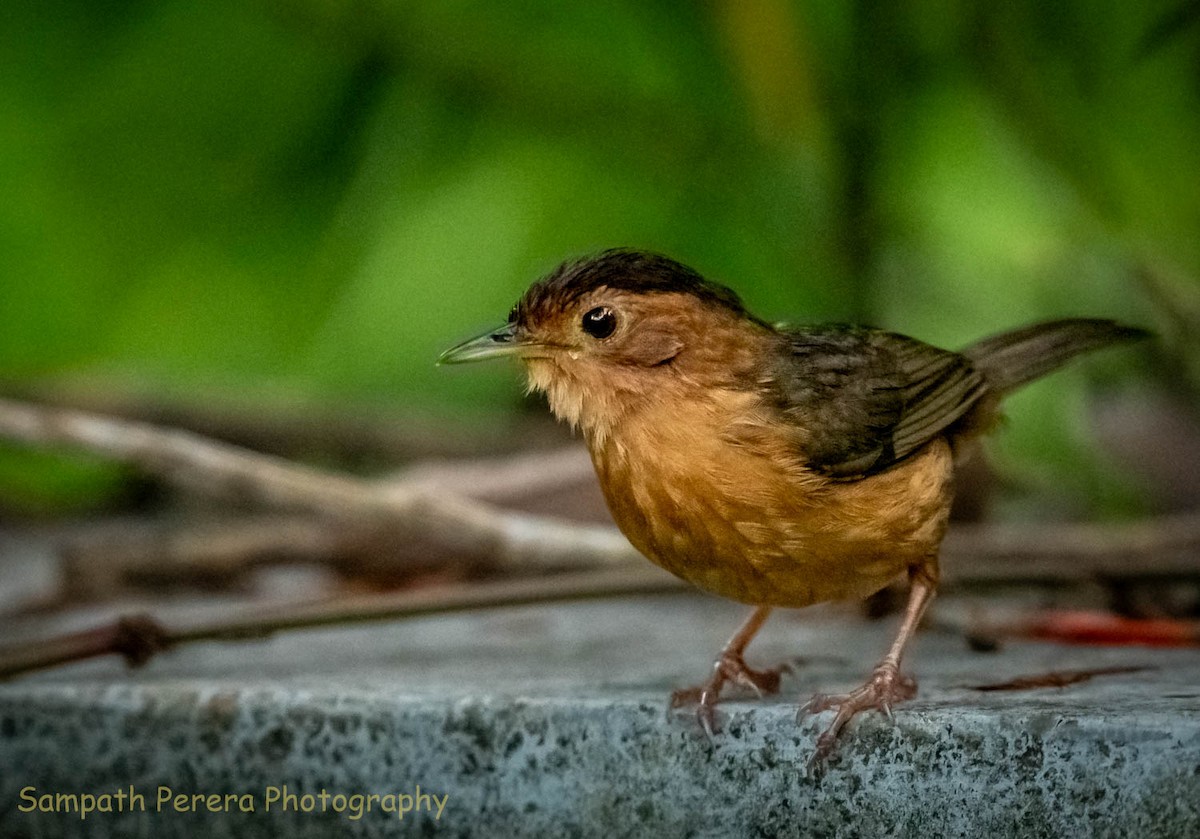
[800, 558, 938, 761]
[670, 605, 791, 735]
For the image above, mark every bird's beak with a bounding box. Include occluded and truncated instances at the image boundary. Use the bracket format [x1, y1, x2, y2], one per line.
[437, 323, 540, 365]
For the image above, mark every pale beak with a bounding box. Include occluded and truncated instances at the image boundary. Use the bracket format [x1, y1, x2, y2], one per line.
[437, 323, 539, 365]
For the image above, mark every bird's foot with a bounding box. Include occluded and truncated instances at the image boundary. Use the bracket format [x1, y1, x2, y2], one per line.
[799, 662, 917, 764]
[669, 652, 791, 736]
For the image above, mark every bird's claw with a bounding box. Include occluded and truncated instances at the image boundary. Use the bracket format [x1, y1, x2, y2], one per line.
[881, 701, 896, 724]
[669, 652, 790, 734]
[731, 657, 791, 697]
[799, 664, 918, 764]
[796, 691, 835, 720]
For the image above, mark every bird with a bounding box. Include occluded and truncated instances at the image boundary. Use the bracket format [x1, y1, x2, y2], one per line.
[439, 248, 1149, 759]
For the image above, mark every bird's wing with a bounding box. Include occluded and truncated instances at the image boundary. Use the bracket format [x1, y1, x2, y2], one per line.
[767, 326, 987, 478]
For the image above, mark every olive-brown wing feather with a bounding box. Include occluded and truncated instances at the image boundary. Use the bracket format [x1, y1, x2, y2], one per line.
[769, 327, 987, 478]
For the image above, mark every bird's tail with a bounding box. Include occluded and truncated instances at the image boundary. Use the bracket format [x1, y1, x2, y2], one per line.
[962, 318, 1149, 393]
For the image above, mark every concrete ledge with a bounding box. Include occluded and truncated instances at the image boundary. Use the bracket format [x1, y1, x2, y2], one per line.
[2, 595, 1199, 837]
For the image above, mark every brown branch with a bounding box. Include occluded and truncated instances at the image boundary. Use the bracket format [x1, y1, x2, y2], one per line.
[50, 447, 610, 600]
[0, 566, 685, 680]
[940, 512, 1200, 583]
[0, 397, 640, 575]
[0, 378, 568, 461]
[56, 515, 350, 600]
[394, 445, 602, 511]
[0, 395, 413, 515]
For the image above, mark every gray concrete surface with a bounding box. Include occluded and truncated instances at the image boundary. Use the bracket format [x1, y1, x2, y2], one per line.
[1, 593, 1199, 838]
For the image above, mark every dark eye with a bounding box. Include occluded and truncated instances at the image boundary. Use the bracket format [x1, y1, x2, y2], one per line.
[581, 306, 617, 339]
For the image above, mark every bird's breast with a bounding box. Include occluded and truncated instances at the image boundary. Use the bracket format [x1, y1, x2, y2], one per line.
[588, 396, 954, 608]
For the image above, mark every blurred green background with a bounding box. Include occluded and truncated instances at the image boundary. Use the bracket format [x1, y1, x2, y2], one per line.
[1, 0, 1197, 517]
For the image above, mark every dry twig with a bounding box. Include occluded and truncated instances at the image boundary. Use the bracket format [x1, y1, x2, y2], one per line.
[0, 378, 566, 461]
[969, 666, 1152, 692]
[0, 566, 684, 680]
[940, 512, 1200, 584]
[0, 397, 639, 576]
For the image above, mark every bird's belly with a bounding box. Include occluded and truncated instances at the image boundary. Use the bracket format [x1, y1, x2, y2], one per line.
[593, 437, 954, 608]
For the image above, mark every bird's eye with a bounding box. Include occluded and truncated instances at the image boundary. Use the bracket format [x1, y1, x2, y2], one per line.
[581, 306, 617, 339]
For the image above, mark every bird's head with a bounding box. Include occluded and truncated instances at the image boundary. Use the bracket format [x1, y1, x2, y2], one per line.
[439, 249, 772, 440]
